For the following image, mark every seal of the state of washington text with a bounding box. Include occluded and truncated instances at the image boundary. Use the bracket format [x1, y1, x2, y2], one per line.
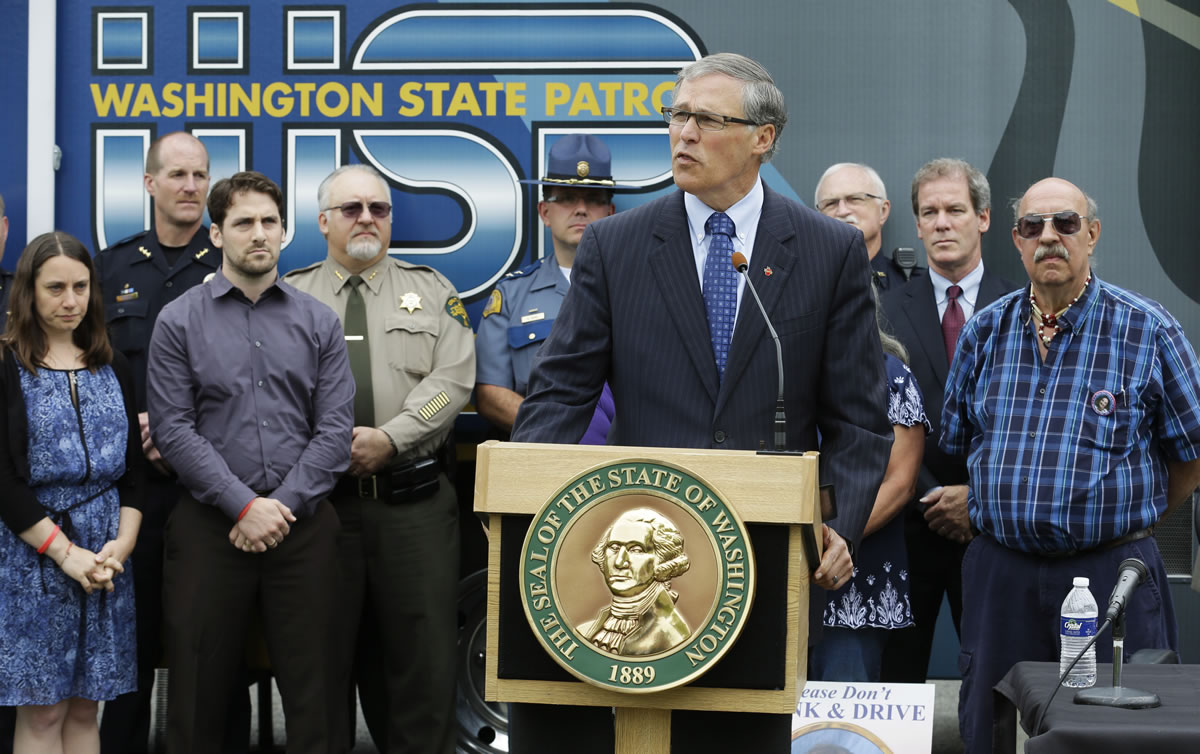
[520, 460, 756, 693]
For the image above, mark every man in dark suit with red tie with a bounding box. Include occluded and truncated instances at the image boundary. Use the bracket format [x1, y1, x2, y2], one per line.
[511, 52, 893, 754]
[880, 158, 1015, 683]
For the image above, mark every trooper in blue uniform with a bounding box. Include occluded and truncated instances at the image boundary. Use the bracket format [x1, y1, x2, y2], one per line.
[91, 132, 233, 754]
[475, 134, 632, 442]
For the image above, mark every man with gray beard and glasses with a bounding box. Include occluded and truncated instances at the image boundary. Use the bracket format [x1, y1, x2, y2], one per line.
[285, 163, 474, 753]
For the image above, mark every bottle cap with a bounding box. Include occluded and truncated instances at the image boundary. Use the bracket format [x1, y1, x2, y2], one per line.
[1073, 576, 1090, 587]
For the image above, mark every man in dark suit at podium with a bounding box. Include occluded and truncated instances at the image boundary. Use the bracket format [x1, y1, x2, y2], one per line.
[880, 158, 1014, 684]
[511, 52, 892, 754]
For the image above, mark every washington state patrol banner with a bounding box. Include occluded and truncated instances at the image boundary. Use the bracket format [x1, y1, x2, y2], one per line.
[12, 0, 1197, 342]
[61, 1, 716, 326]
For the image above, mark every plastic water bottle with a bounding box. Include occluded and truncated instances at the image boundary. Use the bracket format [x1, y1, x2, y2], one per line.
[1059, 576, 1098, 688]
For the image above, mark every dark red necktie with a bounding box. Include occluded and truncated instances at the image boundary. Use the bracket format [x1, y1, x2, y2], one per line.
[942, 284, 965, 366]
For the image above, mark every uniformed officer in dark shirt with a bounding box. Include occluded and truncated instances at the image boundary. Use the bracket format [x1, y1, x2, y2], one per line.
[815, 162, 920, 290]
[475, 134, 631, 437]
[0, 192, 13, 330]
[92, 132, 225, 753]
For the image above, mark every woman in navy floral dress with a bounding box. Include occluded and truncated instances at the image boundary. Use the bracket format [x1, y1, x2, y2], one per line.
[0, 232, 143, 751]
[810, 308, 929, 682]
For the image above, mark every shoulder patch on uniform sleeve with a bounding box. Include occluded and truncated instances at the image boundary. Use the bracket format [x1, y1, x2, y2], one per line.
[419, 391, 452, 422]
[445, 295, 470, 328]
[482, 289, 502, 318]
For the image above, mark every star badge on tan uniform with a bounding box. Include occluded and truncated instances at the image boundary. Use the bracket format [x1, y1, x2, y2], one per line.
[399, 292, 422, 313]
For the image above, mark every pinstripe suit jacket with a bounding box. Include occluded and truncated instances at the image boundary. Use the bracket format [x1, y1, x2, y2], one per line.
[512, 184, 892, 545]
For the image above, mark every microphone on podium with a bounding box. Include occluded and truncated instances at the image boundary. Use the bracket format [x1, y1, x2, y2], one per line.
[730, 251, 786, 451]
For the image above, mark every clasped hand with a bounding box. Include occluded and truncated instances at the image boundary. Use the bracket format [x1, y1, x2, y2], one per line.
[60, 539, 130, 594]
[228, 497, 296, 553]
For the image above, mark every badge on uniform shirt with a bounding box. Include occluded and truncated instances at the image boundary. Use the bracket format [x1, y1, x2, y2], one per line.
[482, 289, 502, 318]
[138, 246, 151, 258]
[195, 247, 209, 259]
[520, 310, 545, 324]
[116, 283, 139, 302]
[445, 296, 470, 328]
[399, 291, 422, 313]
[1091, 389, 1116, 416]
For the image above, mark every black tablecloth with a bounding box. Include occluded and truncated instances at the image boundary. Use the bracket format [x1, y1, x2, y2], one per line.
[994, 661, 1200, 753]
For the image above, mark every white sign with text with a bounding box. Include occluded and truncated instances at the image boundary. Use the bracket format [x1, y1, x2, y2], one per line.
[791, 681, 936, 753]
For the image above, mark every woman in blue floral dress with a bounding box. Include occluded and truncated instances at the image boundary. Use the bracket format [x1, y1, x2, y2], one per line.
[810, 308, 930, 682]
[0, 232, 144, 751]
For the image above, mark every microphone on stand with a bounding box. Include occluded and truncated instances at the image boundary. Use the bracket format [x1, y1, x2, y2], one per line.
[1034, 558, 1160, 743]
[730, 251, 786, 451]
[730, 252, 834, 573]
[1105, 558, 1149, 623]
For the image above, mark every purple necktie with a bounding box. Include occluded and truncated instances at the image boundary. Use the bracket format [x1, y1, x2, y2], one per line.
[942, 284, 965, 366]
[703, 212, 739, 378]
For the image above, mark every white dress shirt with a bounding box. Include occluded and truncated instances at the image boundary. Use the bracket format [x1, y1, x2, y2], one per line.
[929, 261, 985, 322]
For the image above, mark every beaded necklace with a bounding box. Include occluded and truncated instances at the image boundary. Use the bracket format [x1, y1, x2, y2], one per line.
[1029, 275, 1090, 346]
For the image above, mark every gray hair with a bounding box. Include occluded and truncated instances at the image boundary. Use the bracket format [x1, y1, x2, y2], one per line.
[873, 285, 909, 364]
[911, 158, 990, 216]
[815, 163, 888, 205]
[1009, 186, 1100, 225]
[676, 53, 787, 163]
[317, 164, 390, 213]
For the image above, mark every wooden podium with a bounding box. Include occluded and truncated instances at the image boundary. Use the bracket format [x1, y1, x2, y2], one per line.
[474, 441, 820, 753]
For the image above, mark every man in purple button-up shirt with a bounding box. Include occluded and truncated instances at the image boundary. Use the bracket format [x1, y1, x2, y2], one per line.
[147, 171, 353, 754]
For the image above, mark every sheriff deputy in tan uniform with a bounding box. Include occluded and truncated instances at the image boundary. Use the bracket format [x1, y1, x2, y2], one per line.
[284, 163, 474, 754]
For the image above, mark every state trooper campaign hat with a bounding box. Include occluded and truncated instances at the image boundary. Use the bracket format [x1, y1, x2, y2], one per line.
[520, 134, 637, 190]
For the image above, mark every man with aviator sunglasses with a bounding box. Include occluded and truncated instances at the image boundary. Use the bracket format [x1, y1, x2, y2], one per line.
[285, 163, 475, 753]
[942, 177, 1200, 753]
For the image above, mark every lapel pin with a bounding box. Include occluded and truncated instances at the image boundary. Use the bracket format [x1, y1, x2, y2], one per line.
[763, 267, 773, 277]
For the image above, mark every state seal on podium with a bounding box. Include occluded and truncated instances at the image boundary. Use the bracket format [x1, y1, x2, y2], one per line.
[519, 459, 757, 693]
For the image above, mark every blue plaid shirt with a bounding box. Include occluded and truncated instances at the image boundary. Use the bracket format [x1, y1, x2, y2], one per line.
[941, 276, 1200, 554]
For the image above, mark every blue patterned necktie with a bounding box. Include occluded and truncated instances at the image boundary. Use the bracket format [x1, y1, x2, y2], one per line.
[703, 211, 739, 379]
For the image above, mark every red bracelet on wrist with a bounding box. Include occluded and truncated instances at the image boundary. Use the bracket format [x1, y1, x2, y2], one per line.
[36, 525, 61, 555]
[238, 499, 256, 521]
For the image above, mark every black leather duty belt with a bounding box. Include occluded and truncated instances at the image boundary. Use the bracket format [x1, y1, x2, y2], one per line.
[1039, 526, 1155, 559]
[335, 456, 440, 504]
